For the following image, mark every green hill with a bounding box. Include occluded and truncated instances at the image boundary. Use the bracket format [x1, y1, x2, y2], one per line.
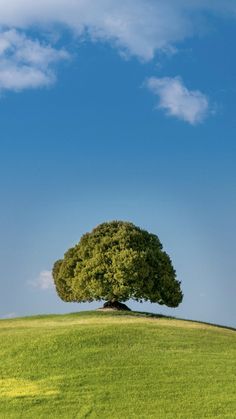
[0, 311, 235, 418]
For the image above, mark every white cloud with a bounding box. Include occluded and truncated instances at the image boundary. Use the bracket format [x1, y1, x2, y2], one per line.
[0, 1, 235, 61]
[29, 270, 54, 290]
[0, 29, 69, 92]
[1, 312, 17, 319]
[146, 76, 209, 124]
[0, 1, 234, 100]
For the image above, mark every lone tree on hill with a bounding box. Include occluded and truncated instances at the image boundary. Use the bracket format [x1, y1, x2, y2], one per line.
[52, 221, 183, 310]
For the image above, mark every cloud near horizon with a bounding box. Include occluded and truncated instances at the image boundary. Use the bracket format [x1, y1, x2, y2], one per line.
[146, 76, 210, 125]
[1, 312, 17, 319]
[0, 1, 234, 120]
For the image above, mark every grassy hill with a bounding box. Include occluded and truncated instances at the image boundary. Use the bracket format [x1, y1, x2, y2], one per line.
[0, 310, 235, 418]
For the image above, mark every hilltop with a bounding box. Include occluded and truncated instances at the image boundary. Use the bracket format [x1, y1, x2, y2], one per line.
[0, 311, 235, 418]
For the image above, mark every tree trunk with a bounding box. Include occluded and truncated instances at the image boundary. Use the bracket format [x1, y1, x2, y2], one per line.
[102, 301, 131, 311]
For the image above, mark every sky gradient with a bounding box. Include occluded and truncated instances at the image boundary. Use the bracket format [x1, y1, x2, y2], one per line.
[0, 1, 235, 327]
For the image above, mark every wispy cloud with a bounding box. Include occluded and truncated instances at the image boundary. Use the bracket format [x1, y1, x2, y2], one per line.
[0, 29, 69, 92]
[146, 76, 210, 125]
[29, 270, 54, 290]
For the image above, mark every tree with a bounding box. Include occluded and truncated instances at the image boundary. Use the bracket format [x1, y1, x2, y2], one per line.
[52, 221, 183, 310]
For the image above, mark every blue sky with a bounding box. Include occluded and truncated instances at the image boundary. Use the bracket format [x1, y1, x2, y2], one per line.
[0, 1, 235, 327]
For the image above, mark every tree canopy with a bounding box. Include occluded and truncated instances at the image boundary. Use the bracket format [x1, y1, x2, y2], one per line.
[52, 221, 183, 308]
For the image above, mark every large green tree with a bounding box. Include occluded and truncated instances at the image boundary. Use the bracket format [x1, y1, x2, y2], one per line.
[53, 221, 183, 310]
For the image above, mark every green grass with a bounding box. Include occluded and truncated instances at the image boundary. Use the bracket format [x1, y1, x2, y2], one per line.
[0, 311, 235, 418]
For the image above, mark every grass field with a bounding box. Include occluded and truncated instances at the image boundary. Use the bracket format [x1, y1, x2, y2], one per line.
[0, 310, 235, 418]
